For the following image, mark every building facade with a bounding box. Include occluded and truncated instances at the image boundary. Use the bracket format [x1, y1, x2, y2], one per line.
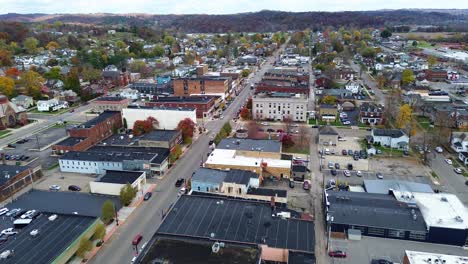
[92, 96, 130, 112]
[122, 106, 197, 130]
[360, 102, 384, 125]
[145, 96, 217, 118]
[173, 77, 230, 98]
[0, 95, 28, 129]
[252, 93, 308, 122]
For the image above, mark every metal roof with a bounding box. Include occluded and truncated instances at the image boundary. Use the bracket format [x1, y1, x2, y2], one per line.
[217, 138, 281, 153]
[364, 180, 433, 194]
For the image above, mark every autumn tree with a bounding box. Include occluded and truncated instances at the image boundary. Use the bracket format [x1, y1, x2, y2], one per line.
[427, 55, 437, 68]
[280, 133, 295, 149]
[82, 67, 101, 83]
[239, 107, 251, 120]
[64, 68, 81, 95]
[177, 118, 196, 141]
[401, 69, 415, 86]
[5, 67, 20, 78]
[321, 95, 337, 105]
[0, 49, 12, 67]
[19, 70, 45, 99]
[376, 75, 387, 88]
[396, 104, 413, 129]
[133, 117, 158, 136]
[46, 41, 60, 51]
[0, 76, 15, 98]
[246, 121, 261, 139]
[241, 69, 250, 78]
[23, 37, 39, 54]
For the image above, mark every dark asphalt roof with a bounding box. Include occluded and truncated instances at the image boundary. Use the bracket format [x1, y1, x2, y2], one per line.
[98, 170, 144, 184]
[292, 165, 307, 172]
[372, 129, 405, 138]
[191, 168, 227, 185]
[217, 138, 281, 153]
[0, 165, 29, 186]
[327, 191, 427, 232]
[0, 213, 96, 264]
[364, 180, 433, 194]
[150, 96, 216, 103]
[61, 146, 169, 164]
[140, 129, 181, 142]
[127, 105, 195, 111]
[288, 251, 316, 264]
[247, 188, 287, 198]
[157, 195, 314, 252]
[138, 237, 260, 264]
[5, 189, 121, 217]
[320, 104, 337, 109]
[318, 125, 338, 135]
[95, 96, 127, 102]
[225, 170, 257, 185]
[78, 111, 120, 128]
[54, 137, 86, 147]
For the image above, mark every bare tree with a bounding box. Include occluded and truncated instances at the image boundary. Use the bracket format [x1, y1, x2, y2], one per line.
[298, 125, 310, 151]
[384, 90, 401, 127]
[283, 116, 293, 134]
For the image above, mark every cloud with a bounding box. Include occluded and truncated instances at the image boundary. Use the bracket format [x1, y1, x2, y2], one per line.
[0, 0, 467, 14]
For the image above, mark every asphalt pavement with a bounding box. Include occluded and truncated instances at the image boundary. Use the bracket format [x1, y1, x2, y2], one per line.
[89, 44, 287, 264]
[348, 60, 385, 106]
[430, 153, 468, 204]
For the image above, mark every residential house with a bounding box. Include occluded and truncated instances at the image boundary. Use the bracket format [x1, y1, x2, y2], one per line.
[0, 95, 27, 129]
[11, 95, 33, 109]
[360, 102, 384, 125]
[102, 65, 130, 87]
[119, 88, 140, 100]
[318, 125, 338, 146]
[37, 98, 68, 112]
[344, 80, 360, 94]
[59, 90, 79, 104]
[319, 104, 338, 121]
[459, 152, 468, 166]
[451, 133, 468, 153]
[371, 129, 409, 149]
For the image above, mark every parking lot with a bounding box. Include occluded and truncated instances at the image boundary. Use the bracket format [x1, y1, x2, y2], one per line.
[329, 236, 468, 264]
[320, 136, 369, 171]
[323, 169, 433, 186]
[33, 169, 94, 193]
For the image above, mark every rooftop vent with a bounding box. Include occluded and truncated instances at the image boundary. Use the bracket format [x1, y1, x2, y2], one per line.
[440, 196, 448, 202]
[455, 216, 464, 222]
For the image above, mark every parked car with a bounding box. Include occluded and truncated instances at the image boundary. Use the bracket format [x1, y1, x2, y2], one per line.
[68, 185, 81, 191]
[144, 192, 152, 200]
[454, 168, 463, 174]
[342, 121, 351, 125]
[132, 234, 143, 246]
[338, 136, 346, 142]
[7, 144, 15, 149]
[175, 178, 185, 187]
[49, 185, 61, 191]
[445, 159, 453, 165]
[342, 149, 347, 155]
[435, 146, 443, 153]
[327, 179, 336, 188]
[0, 208, 9, 216]
[6, 208, 20, 217]
[356, 171, 362, 177]
[1, 228, 17, 236]
[343, 170, 351, 177]
[311, 125, 319, 128]
[328, 250, 347, 258]
[261, 122, 269, 126]
[20, 210, 36, 219]
[328, 162, 334, 169]
[267, 128, 275, 133]
[335, 163, 340, 169]
[208, 140, 214, 146]
[348, 150, 353, 155]
[303, 180, 311, 190]
[178, 187, 187, 196]
[353, 155, 359, 161]
[376, 172, 384, 179]
[371, 259, 393, 264]
[347, 163, 353, 170]
[289, 180, 295, 188]
[331, 169, 337, 176]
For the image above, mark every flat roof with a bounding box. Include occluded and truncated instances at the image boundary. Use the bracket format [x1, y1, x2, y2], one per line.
[4, 189, 121, 217]
[217, 138, 281, 153]
[157, 195, 314, 252]
[205, 149, 291, 169]
[61, 146, 169, 164]
[140, 129, 180, 142]
[364, 180, 433, 194]
[0, 213, 96, 264]
[192, 167, 227, 185]
[126, 105, 195, 111]
[0, 165, 29, 186]
[78, 111, 120, 128]
[98, 170, 144, 184]
[373, 128, 406, 138]
[150, 96, 216, 103]
[54, 137, 87, 147]
[95, 96, 128, 102]
[138, 237, 260, 264]
[247, 188, 287, 198]
[412, 192, 468, 230]
[405, 250, 468, 264]
[288, 251, 316, 264]
[327, 191, 427, 232]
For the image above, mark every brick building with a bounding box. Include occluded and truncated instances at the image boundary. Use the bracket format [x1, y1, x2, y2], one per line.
[52, 111, 122, 154]
[255, 80, 309, 95]
[173, 76, 231, 98]
[359, 102, 385, 125]
[145, 96, 218, 118]
[0, 165, 42, 202]
[92, 96, 130, 113]
[0, 95, 28, 130]
[425, 68, 447, 82]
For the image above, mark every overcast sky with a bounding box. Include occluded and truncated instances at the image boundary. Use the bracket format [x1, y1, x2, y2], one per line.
[1, 0, 467, 14]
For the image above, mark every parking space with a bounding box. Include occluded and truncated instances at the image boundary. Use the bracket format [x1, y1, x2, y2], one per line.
[329, 236, 468, 264]
[323, 156, 369, 171]
[33, 169, 93, 193]
[341, 109, 359, 126]
[323, 169, 433, 186]
[369, 157, 432, 176]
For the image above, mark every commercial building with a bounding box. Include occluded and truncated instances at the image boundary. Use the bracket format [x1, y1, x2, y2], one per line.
[263, 69, 310, 84]
[122, 105, 197, 130]
[370, 129, 409, 149]
[318, 104, 338, 121]
[92, 96, 130, 112]
[425, 68, 447, 82]
[216, 138, 282, 159]
[252, 92, 308, 122]
[318, 125, 338, 146]
[173, 76, 231, 98]
[52, 111, 122, 154]
[101, 130, 182, 150]
[403, 250, 468, 264]
[145, 96, 218, 118]
[127, 82, 174, 95]
[90, 170, 146, 196]
[135, 195, 315, 263]
[0, 165, 42, 202]
[58, 146, 169, 176]
[255, 79, 310, 95]
[0, 95, 28, 129]
[205, 149, 291, 179]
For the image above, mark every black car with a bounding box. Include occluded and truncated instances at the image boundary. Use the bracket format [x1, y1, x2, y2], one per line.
[288, 180, 295, 188]
[12, 209, 26, 218]
[371, 259, 393, 264]
[353, 155, 359, 161]
[311, 125, 319, 128]
[330, 169, 337, 176]
[257, 128, 264, 132]
[144, 192, 152, 200]
[334, 163, 340, 169]
[7, 144, 15, 149]
[347, 163, 353, 170]
[68, 185, 81, 191]
[267, 128, 275, 133]
[208, 140, 214, 146]
[175, 178, 185, 187]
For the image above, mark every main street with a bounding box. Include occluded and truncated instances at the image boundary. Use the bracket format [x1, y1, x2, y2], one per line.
[90, 44, 286, 264]
[348, 60, 386, 106]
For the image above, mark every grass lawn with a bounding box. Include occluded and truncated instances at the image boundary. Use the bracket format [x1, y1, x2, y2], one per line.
[318, 119, 342, 126]
[283, 145, 310, 155]
[416, 116, 433, 131]
[47, 163, 60, 170]
[0, 129, 11, 138]
[431, 171, 439, 179]
[417, 41, 434, 49]
[30, 108, 71, 115]
[308, 119, 317, 125]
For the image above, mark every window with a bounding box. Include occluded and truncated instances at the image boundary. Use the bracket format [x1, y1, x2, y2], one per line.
[206, 187, 209, 192]
[367, 227, 385, 236]
[388, 229, 405, 238]
[409, 231, 426, 240]
[197, 186, 200, 191]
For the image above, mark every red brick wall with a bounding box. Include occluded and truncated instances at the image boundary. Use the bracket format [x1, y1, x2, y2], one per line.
[174, 79, 228, 96]
[145, 100, 214, 118]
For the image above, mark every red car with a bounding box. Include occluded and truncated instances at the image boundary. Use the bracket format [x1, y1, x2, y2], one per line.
[328, 250, 347, 258]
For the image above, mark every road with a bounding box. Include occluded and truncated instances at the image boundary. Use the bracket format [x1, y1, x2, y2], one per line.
[90, 44, 287, 264]
[348, 60, 386, 106]
[430, 153, 468, 204]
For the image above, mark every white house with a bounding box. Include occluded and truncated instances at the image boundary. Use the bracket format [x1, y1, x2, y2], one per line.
[11, 95, 34, 109]
[375, 63, 384, 71]
[459, 152, 468, 166]
[120, 88, 140, 100]
[371, 129, 409, 149]
[345, 80, 360, 94]
[89, 170, 146, 196]
[36, 99, 68, 112]
[122, 105, 197, 130]
[451, 132, 468, 153]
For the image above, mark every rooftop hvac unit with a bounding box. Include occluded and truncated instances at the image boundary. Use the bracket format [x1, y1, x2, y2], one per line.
[48, 214, 57, 221]
[440, 196, 448, 202]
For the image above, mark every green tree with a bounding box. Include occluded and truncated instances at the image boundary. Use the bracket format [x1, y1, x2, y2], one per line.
[401, 69, 415, 86]
[82, 67, 101, 83]
[222, 122, 232, 135]
[361, 47, 376, 58]
[93, 222, 106, 240]
[321, 95, 337, 105]
[163, 35, 175, 46]
[151, 45, 165, 57]
[184, 136, 192, 145]
[123, 118, 128, 129]
[241, 69, 250, 78]
[19, 70, 45, 99]
[427, 55, 437, 68]
[119, 183, 137, 206]
[412, 41, 418, 47]
[76, 237, 93, 259]
[169, 144, 182, 163]
[44, 67, 62, 80]
[380, 29, 392, 39]
[23, 37, 39, 54]
[115, 40, 126, 50]
[129, 60, 147, 74]
[46, 41, 60, 51]
[64, 68, 81, 95]
[0, 76, 15, 98]
[101, 200, 115, 225]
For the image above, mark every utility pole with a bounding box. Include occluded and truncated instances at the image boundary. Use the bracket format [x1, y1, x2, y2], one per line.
[35, 134, 40, 151]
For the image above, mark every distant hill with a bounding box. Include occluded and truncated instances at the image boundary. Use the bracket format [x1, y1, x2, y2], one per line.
[0, 10, 466, 32]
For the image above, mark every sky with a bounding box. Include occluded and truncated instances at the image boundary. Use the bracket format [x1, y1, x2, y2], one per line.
[0, 0, 467, 14]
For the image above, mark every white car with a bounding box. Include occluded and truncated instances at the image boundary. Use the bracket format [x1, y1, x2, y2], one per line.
[291, 123, 300, 127]
[20, 210, 36, 219]
[178, 187, 186, 196]
[435, 146, 443, 153]
[356, 171, 362, 177]
[445, 159, 453, 165]
[342, 121, 351, 125]
[260, 122, 269, 126]
[343, 170, 351, 177]
[49, 185, 61, 191]
[454, 168, 463, 174]
[0, 208, 9, 216]
[338, 137, 346, 142]
[1, 228, 17, 236]
[5, 208, 20, 217]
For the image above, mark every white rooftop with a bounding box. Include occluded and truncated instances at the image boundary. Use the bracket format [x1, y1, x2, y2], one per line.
[412, 192, 468, 230]
[405, 250, 468, 264]
[205, 149, 291, 169]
